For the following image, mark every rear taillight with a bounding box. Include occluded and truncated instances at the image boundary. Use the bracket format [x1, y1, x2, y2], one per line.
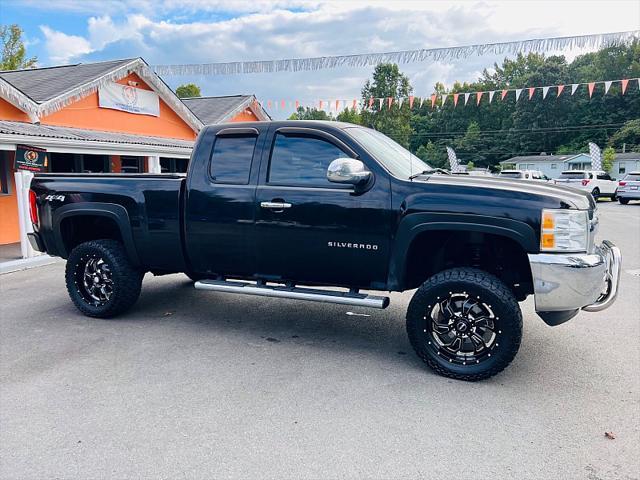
[581, 179, 590, 186]
[29, 189, 39, 225]
[619, 181, 627, 186]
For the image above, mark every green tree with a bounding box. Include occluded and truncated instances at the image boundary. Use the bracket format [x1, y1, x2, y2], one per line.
[360, 63, 413, 147]
[175, 83, 201, 98]
[608, 119, 640, 152]
[416, 141, 447, 168]
[288, 106, 333, 120]
[336, 107, 362, 125]
[1, 24, 37, 70]
[602, 146, 615, 173]
[466, 161, 475, 170]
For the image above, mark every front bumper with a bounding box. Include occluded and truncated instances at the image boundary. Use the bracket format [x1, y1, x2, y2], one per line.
[528, 240, 621, 319]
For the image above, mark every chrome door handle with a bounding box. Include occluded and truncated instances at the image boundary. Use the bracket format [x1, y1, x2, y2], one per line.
[260, 201, 292, 209]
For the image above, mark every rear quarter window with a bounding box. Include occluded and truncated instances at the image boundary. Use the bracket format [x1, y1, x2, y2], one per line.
[209, 135, 257, 184]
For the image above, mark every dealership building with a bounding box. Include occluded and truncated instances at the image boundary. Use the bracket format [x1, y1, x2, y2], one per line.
[0, 57, 268, 263]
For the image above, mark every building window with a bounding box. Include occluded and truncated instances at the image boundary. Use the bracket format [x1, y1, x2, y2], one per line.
[160, 157, 189, 173]
[1, 152, 11, 195]
[619, 162, 626, 175]
[551, 163, 557, 169]
[121, 156, 144, 173]
[50, 153, 109, 173]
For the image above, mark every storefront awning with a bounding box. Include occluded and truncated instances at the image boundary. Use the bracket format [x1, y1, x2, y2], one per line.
[0, 120, 194, 158]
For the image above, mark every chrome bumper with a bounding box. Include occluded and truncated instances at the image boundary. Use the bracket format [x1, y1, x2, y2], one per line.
[528, 240, 621, 314]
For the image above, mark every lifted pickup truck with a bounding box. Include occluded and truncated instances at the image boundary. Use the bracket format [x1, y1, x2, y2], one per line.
[28, 121, 621, 381]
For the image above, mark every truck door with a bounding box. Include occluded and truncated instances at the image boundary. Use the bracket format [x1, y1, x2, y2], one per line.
[254, 127, 391, 288]
[185, 126, 264, 277]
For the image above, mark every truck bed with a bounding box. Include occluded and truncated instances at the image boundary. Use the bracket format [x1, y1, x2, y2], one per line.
[31, 173, 188, 273]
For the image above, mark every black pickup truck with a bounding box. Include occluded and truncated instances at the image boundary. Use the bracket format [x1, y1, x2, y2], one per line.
[28, 121, 621, 380]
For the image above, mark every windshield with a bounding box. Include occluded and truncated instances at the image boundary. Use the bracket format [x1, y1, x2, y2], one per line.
[346, 126, 431, 179]
[624, 173, 640, 181]
[560, 172, 586, 179]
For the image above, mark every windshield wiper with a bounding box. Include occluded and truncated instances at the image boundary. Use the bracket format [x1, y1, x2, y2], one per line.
[408, 168, 451, 180]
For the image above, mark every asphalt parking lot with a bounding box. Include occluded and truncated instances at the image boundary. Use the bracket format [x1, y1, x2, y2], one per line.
[1, 201, 639, 479]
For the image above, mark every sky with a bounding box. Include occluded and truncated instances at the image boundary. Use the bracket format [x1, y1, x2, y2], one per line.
[1, 0, 639, 119]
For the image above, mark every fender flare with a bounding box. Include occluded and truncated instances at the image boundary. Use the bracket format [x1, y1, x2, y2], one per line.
[388, 212, 537, 290]
[52, 202, 141, 267]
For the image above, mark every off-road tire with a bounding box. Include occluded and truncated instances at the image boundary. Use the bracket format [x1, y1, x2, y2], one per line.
[407, 267, 522, 381]
[619, 197, 629, 205]
[65, 240, 143, 318]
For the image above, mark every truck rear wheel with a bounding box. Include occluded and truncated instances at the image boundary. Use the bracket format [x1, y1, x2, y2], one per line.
[65, 240, 143, 318]
[406, 267, 522, 381]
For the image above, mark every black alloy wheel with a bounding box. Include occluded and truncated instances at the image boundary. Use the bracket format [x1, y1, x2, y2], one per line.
[66, 240, 143, 318]
[407, 267, 522, 381]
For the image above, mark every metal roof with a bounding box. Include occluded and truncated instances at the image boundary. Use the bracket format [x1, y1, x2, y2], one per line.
[0, 120, 193, 149]
[0, 59, 135, 103]
[182, 95, 269, 124]
[502, 151, 640, 164]
[500, 154, 581, 164]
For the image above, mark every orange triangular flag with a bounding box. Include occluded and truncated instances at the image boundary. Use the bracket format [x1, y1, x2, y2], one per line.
[368, 97, 374, 108]
[453, 93, 459, 107]
[352, 99, 357, 110]
[388, 97, 393, 109]
[431, 94, 437, 108]
[588, 82, 596, 98]
[281, 100, 286, 109]
[295, 100, 299, 109]
[319, 100, 323, 109]
[335, 99, 340, 111]
[409, 95, 414, 109]
[501, 89, 508, 100]
[557, 85, 565, 97]
[528, 87, 535, 100]
[621, 79, 629, 95]
[476, 91, 483, 105]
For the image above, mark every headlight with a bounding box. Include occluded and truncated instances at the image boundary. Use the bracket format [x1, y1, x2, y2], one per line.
[540, 209, 588, 252]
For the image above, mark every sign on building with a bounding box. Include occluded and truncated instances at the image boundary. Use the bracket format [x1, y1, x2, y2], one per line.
[98, 81, 160, 117]
[15, 145, 48, 172]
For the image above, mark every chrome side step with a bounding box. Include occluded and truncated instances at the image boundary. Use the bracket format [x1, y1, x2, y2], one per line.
[194, 279, 390, 309]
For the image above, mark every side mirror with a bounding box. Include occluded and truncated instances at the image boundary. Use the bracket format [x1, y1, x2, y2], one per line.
[327, 158, 371, 186]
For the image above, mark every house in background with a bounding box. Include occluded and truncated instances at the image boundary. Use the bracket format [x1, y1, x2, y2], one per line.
[0, 57, 269, 262]
[182, 95, 270, 125]
[500, 152, 640, 179]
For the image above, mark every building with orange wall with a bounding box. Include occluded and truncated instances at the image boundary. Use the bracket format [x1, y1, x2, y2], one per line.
[0, 57, 269, 254]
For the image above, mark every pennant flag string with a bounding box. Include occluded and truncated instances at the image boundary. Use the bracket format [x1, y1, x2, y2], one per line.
[152, 30, 640, 76]
[271, 77, 636, 113]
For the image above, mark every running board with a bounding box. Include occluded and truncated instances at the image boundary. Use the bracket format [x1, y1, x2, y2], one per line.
[194, 279, 390, 309]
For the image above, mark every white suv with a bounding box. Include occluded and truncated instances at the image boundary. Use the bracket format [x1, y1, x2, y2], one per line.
[554, 170, 617, 201]
[498, 169, 550, 182]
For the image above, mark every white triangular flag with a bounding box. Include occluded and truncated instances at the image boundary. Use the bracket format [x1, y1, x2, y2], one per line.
[419, 97, 425, 108]
[604, 81, 612, 94]
[441, 94, 448, 106]
[542, 86, 550, 99]
[488, 90, 495, 103]
[464, 92, 471, 105]
[515, 88, 523, 101]
[571, 84, 579, 95]
[398, 97, 404, 108]
[378, 98, 384, 109]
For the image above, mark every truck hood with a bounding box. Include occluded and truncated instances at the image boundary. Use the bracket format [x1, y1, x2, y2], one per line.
[414, 174, 595, 210]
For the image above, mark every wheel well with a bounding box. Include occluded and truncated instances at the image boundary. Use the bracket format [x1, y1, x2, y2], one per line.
[404, 230, 533, 300]
[60, 215, 123, 254]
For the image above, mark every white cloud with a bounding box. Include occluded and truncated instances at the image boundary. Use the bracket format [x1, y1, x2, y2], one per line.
[36, 0, 640, 117]
[39, 26, 93, 63]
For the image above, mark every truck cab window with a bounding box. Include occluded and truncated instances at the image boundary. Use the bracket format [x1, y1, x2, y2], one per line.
[268, 133, 348, 187]
[209, 135, 257, 184]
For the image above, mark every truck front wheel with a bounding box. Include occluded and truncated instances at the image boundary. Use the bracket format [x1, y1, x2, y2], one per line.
[65, 240, 143, 318]
[406, 267, 522, 381]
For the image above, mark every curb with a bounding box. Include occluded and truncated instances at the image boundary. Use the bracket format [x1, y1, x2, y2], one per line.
[0, 256, 61, 275]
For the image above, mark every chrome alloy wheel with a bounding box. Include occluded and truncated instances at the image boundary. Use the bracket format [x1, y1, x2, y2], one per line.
[75, 256, 113, 306]
[426, 292, 499, 365]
